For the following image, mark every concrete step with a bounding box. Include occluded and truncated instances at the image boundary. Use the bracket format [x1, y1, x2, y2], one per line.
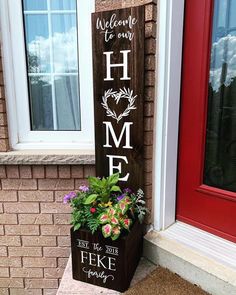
[143, 222, 236, 295]
[57, 256, 156, 295]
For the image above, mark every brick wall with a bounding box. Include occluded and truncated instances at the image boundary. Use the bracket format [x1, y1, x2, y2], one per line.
[0, 0, 157, 294]
[0, 164, 95, 295]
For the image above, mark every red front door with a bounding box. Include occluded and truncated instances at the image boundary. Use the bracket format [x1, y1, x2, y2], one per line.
[177, 0, 236, 243]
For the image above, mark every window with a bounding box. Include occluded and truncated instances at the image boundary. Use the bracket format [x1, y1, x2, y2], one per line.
[0, 0, 95, 150]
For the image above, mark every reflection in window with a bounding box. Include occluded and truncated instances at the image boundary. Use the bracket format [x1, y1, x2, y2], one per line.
[204, 0, 236, 191]
[22, 0, 81, 131]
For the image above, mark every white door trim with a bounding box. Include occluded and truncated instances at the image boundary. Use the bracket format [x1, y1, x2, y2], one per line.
[153, 0, 185, 230]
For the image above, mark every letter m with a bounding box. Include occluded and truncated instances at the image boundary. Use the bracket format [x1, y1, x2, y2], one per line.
[103, 122, 133, 149]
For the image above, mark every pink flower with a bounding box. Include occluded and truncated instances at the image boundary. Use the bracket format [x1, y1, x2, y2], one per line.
[79, 185, 89, 193]
[90, 208, 96, 214]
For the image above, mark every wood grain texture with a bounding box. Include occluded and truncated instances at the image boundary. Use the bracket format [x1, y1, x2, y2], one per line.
[92, 6, 145, 190]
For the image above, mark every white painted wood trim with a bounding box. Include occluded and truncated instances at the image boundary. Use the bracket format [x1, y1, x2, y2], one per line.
[153, 0, 185, 230]
[0, 0, 95, 151]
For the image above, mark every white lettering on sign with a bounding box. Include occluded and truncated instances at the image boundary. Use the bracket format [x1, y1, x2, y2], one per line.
[77, 239, 89, 250]
[80, 251, 117, 271]
[105, 245, 119, 256]
[82, 267, 115, 284]
[104, 50, 131, 81]
[96, 13, 138, 42]
[106, 155, 129, 182]
[103, 122, 133, 149]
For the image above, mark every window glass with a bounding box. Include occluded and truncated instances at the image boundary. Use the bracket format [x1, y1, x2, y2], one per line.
[23, 0, 47, 11]
[22, 0, 81, 131]
[204, 0, 236, 191]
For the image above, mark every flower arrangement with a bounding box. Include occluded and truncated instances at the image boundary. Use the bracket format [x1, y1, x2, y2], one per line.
[64, 173, 148, 241]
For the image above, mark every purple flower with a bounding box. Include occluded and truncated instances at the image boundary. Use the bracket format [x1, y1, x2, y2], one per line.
[117, 194, 125, 201]
[79, 185, 89, 193]
[63, 192, 76, 204]
[124, 188, 132, 194]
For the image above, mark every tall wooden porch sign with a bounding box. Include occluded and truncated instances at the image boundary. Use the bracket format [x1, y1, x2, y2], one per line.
[92, 6, 144, 190]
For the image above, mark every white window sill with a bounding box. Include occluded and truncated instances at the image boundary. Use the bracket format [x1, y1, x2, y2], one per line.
[0, 150, 95, 165]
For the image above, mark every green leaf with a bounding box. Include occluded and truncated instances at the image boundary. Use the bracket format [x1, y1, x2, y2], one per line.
[110, 185, 121, 192]
[98, 213, 110, 224]
[73, 223, 81, 231]
[111, 234, 120, 241]
[83, 194, 98, 205]
[102, 224, 112, 238]
[88, 176, 100, 188]
[108, 173, 120, 186]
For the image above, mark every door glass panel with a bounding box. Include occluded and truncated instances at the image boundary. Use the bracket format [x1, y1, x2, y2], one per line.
[22, 0, 81, 131]
[204, 0, 236, 191]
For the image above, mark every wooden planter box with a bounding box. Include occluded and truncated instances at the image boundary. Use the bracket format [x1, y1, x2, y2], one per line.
[71, 221, 143, 292]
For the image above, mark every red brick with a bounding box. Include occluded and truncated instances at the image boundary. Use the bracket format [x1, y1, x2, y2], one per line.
[43, 247, 70, 258]
[75, 179, 88, 189]
[58, 166, 70, 179]
[25, 279, 58, 289]
[0, 191, 17, 202]
[57, 258, 68, 268]
[145, 54, 156, 71]
[145, 38, 156, 54]
[23, 258, 57, 268]
[144, 145, 153, 159]
[0, 126, 8, 139]
[71, 166, 83, 178]
[43, 290, 57, 295]
[18, 191, 53, 202]
[19, 166, 32, 178]
[44, 268, 64, 279]
[6, 166, 19, 178]
[1, 179, 37, 190]
[22, 236, 56, 247]
[0, 246, 7, 256]
[0, 268, 9, 278]
[55, 191, 72, 203]
[145, 87, 155, 102]
[144, 131, 153, 145]
[83, 165, 96, 177]
[0, 257, 21, 267]
[10, 268, 43, 278]
[5, 225, 39, 236]
[11, 289, 42, 295]
[0, 236, 21, 246]
[145, 3, 157, 22]
[40, 203, 71, 214]
[54, 214, 71, 225]
[0, 165, 6, 178]
[0, 214, 17, 224]
[45, 166, 58, 179]
[57, 236, 70, 247]
[32, 166, 45, 179]
[144, 185, 153, 198]
[0, 278, 23, 288]
[0, 100, 6, 113]
[144, 102, 154, 117]
[0, 139, 9, 152]
[8, 247, 42, 257]
[144, 159, 153, 172]
[38, 179, 74, 190]
[144, 117, 154, 131]
[0, 86, 5, 99]
[0, 225, 3, 235]
[0, 113, 7, 126]
[4, 203, 39, 214]
[18, 214, 53, 225]
[145, 22, 156, 39]
[40, 225, 71, 236]
[145, 71, 155, 86]
[144, 172, 152, 185]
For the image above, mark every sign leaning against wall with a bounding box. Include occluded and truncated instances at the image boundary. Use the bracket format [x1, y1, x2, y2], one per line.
[92, 6, 145, 191]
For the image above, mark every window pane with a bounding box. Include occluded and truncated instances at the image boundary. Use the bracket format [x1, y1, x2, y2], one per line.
[51, 14, 78, 73]
[204, 0, 236, 191]
[23, 0, 47, 11]
[22, 0, 81, 131]
[24, 15, 50, 73]
[54, 76, 81, 130]
[29, 76, 54, 131]
[51, 0, 76, 11]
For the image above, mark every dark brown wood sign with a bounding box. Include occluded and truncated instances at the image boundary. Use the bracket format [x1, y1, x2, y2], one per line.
[92, 6, 145, 190]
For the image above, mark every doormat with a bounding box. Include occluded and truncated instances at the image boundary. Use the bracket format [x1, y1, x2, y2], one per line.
[124, 267, 209, 295]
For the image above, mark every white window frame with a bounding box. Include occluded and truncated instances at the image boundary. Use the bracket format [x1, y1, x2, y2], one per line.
[0, 0, 95, 150]
[153, 0, 185, 230]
